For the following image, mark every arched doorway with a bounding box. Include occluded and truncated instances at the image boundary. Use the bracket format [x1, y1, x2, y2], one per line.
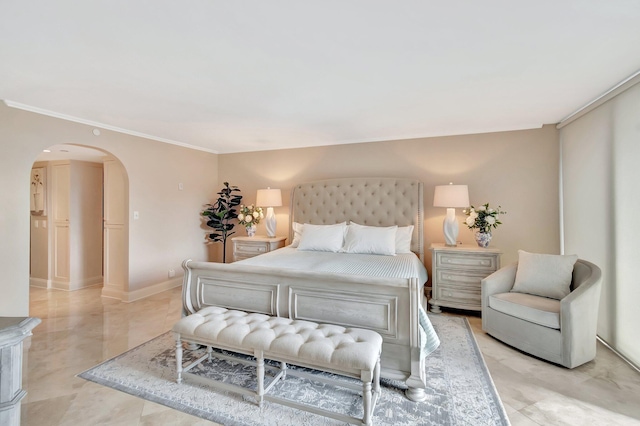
[29, 144, 129, 298]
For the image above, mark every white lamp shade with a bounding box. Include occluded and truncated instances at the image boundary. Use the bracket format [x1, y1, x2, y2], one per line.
[433, 184, 469, 208]
[256, 188, 282, 207]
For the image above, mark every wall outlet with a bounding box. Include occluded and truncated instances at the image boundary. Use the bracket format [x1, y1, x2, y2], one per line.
[168, 269, 175, 278]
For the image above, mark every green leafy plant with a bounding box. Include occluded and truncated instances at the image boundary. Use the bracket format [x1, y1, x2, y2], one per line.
[202, 182, 242, 263]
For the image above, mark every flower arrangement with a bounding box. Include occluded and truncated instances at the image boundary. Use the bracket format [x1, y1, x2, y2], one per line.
[463, 203, 506, 234]
[237, 204, 264, 227]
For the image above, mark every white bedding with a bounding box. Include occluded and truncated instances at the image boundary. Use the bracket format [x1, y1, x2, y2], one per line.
[238, 247, 428, 283]
[237, 247, 439, 358]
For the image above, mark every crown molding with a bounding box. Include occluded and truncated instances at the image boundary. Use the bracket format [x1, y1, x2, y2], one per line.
[557, 70, 640, 129]
[2, 100, 218, 154]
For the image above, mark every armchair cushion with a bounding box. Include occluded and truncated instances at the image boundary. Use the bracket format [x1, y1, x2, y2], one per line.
[489, 292, 561, 329]
[511, 250, 578, 300]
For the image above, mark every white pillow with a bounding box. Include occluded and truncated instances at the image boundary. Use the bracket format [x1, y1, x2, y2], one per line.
[511, 250, 579, 300]
[395, 225, 414, 254]
[289, 222, 304, 248]
[343, 223, 397, 256]
[296, 222, 347, 252]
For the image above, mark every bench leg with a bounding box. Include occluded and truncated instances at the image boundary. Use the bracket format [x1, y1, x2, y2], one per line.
[373, 356, 381, 395]
[361, 355, 380, 426]
[207, 345, 212, 361]
[175, 334, 183, 384]
[362, 378, 373, 426]
[255, 350, 265, 407]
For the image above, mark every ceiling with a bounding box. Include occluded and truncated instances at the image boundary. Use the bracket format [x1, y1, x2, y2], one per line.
[2, 2, 640, 154]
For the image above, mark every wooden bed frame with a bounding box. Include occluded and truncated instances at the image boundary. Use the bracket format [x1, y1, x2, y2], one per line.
[182, 177, 428, 401]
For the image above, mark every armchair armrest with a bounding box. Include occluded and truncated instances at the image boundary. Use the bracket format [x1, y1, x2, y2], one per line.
[560, 260, 602, 368]
[481, 262, 517, 330]
[482, 262, 517, 297]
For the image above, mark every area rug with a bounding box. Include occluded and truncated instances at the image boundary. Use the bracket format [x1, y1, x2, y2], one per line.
[79, 314, 509, 425]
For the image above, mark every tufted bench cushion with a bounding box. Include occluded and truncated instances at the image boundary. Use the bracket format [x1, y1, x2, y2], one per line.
[173, 306, 382, 373]
[173, 306, 383, 425]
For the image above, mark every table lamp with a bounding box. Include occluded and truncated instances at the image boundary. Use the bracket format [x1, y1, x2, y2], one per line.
[433, 183, 469, 247]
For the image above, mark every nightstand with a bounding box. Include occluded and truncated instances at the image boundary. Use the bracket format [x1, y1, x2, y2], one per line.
[232, 236, 287, 262]
[429, 243, 501, 313]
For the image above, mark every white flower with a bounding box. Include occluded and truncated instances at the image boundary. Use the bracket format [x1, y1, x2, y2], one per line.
[470, 212, 478, 219]
[259, 212, 264, 219]
[252, 211, 260, 218]
[245, 215, 253, 223]
[238, 213, 244, 221]
[488, 208, 495, 213]
[486, 216, 496, 225]
[466, 216, 475, 226]
[477, 205, 486, 211]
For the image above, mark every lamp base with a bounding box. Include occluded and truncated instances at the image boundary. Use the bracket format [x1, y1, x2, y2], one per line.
[442, 208, 459, 247]
[264, 207, 276, 238]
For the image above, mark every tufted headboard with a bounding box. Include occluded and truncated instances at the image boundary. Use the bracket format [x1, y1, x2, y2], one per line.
[289, 177, 424, 261]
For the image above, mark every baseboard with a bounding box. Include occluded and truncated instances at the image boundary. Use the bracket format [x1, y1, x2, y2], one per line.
[122, 277, 183, 303]
[29, 277, 49, 288]
[102, 284, 124, 300]
[69, 275, 103, 291]
[51, 276, 104, 291]
[51, 279, 69, 291]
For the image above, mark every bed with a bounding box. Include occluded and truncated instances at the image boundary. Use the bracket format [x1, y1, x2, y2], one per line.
[182, 177, 439, 401]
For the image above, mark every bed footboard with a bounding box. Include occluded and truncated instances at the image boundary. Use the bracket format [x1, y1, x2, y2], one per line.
[182, 259, 428, 399]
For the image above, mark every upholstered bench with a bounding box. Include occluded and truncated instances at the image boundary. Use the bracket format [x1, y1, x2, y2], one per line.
[172, 306, 383, 425]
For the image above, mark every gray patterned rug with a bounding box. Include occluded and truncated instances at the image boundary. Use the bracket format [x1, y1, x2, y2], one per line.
[79, 314, 509, 425]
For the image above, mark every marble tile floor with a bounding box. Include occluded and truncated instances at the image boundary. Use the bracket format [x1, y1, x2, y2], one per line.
[20, 286, 640, 425]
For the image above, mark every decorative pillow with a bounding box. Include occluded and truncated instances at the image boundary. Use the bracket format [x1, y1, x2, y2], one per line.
[511, 250, 579, 300]
[343, 223, 397, 256]
[296, 222, 347, 252]
[395, 225, 414, 254]
[289, 222, 304, 248]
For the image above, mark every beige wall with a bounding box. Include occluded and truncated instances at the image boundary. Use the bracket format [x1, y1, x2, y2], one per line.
[1, 101, 561, 318]
[560, 80, 640, 366]
[219, 125, 561, 275]
[0, 103, 219, 315]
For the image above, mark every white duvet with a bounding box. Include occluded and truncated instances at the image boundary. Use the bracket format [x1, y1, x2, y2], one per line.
[238, 247, 428, 283]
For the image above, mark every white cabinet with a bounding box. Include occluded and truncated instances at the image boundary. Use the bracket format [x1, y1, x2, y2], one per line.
[429, 243, 501, 313]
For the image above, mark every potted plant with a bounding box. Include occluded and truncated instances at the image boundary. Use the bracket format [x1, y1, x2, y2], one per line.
[463, 203, 506, 248]
[202, 182, 242, 263]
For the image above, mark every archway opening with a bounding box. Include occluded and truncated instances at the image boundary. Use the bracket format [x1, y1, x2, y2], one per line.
[29, 144, 129, 298]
